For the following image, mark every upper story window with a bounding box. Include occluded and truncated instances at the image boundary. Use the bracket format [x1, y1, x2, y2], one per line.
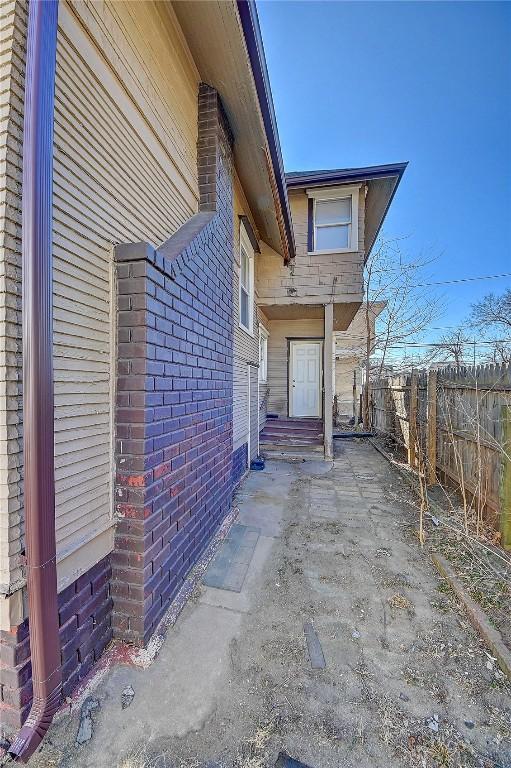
[307, 185, 360, 254]
[259, 325, 268, 383]
[239, 223, 254, 334]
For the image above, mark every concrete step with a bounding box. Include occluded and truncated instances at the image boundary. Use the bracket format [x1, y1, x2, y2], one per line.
[260, 431, 323, 442]
[266, 417, 323, 428]
[261, 443, 325, 460]
[261, 424, 323, 436]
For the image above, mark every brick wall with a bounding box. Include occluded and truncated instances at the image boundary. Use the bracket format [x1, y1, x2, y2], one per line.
[0, 556, 112, 735]
[232, 443, 248, 489]
[112, 84, 234, 646]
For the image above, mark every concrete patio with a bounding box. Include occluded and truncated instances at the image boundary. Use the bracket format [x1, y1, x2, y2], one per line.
[27, 441, 510, 768]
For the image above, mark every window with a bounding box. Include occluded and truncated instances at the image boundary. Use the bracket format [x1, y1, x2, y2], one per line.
[259, 325, 268, 383]
[308, 185, 360, 253]
[315, 197, 351, 251]
[239, 224, 254, 334]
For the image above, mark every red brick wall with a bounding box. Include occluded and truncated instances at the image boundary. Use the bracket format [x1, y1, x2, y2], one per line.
[0, 556, 112, 735]
[111, 84, 234, 646]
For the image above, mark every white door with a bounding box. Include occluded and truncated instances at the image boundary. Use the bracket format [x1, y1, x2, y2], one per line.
[290, 342, 322, 417]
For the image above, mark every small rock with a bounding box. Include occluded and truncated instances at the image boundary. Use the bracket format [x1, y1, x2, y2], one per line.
[76, 697, 99, 745]
[425, 715, 439, 733]
[399, 692, 410, 702]
[464, 720, 475, 729]
[121, 685, 135, 710]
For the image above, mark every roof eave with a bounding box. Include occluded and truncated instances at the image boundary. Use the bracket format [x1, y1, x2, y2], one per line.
[237, 0, 295, 262]
[365, 165, 408, 259]
[286, 162, 408, 190]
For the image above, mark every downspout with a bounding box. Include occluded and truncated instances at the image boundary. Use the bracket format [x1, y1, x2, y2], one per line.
[8, 0, 61, 762]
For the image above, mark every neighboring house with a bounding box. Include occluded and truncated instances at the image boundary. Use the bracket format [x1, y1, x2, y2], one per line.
[333, 302, 386, 422]
[0, 0, 406, 754]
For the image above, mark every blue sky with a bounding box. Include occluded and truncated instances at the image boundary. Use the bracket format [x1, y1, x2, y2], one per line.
[257, 0, 511, 343]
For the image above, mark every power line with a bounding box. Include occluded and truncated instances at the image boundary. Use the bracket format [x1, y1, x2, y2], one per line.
[336, 333, 511, 346]
[337, 338, 511, 352]
[405, 272, 511, 288]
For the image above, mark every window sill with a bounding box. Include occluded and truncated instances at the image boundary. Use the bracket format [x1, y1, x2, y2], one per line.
[308, 248, 359, 256]
[239, 323, 254, 338]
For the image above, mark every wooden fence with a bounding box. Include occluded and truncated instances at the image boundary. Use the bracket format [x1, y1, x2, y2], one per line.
[369, 364, 511, 546]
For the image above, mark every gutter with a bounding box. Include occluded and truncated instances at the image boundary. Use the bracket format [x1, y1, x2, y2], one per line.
[236, 0, 296, 262]
[8, 0, 62, 762]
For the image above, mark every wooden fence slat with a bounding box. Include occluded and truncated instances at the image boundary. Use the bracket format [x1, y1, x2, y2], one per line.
[500, 405, 511, 549]
[409, 371, 418, 468]
[427, 369, 437, 485]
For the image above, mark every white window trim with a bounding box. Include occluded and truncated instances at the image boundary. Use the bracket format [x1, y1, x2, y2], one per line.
[307, 184, 360, 255]
[239, 222, 255, 336]
[259, 324, 269, 383]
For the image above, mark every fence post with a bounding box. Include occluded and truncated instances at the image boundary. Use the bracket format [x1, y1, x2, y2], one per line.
[427, 370, 437, 485]
[500, 404, 511, 549]
[408, 371, 418, 468]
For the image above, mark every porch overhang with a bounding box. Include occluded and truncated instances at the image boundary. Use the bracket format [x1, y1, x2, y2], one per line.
[259, 301, 361, 331]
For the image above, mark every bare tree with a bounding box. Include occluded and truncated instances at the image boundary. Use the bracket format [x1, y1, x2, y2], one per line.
[471, 288, 511, 330]
[362, 237, 441, 428]
[438, 327, 468, 371]
[469, 288, 511, 363]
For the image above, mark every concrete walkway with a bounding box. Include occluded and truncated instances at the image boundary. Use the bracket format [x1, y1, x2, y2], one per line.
[30, 442, 510, 768]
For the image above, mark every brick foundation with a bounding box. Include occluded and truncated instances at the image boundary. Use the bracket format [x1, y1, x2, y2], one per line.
[0, 556, 112, 736]
[232, 443, 248, 488]
[112, 84, 234, 646]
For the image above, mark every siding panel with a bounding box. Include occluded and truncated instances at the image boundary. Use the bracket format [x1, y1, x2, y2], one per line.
[233, 359, 248, 451]
[249, 365, 259, 461]
[52, 0, 199, 588]
[232, 177, 259, 453]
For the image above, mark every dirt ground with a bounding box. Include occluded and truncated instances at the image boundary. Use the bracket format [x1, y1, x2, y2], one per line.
[26, 440, 511, 768]
[372, 435, 511, 647]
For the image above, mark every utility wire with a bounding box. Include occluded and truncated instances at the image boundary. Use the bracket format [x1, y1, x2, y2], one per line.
[387, 271, 511, 288]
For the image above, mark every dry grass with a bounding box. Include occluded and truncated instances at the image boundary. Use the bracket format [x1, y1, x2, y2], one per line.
[388, 593, 413, 610]
[233, 715, 281, 768]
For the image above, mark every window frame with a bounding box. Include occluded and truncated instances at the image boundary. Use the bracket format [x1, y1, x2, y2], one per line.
[239, 222, 255, 336]
[307, 184, 360, 255]
[259, 324, 269, 383]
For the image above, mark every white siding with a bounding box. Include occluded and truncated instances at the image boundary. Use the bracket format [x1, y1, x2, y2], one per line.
[233, 359, 249, 452]
[249, 365, 259, 461]
[232, 177, 259, 453]
[53, 0, 199, 588]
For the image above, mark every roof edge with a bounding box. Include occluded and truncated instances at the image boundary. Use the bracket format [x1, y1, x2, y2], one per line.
[236, 0, 295, 261]
[365, 164, 408, 258]
[286, 162, 408, 189]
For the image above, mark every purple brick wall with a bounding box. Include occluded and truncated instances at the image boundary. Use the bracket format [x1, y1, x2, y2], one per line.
[232, 443, 248, 489]
[0, 556, 112, 735]
[112, 84, 234, 645]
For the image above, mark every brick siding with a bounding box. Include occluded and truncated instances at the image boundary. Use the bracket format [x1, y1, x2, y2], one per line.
[0, 556, 112, 735]
[232, 443, 248, 489]
[112, 84, 234, 646]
